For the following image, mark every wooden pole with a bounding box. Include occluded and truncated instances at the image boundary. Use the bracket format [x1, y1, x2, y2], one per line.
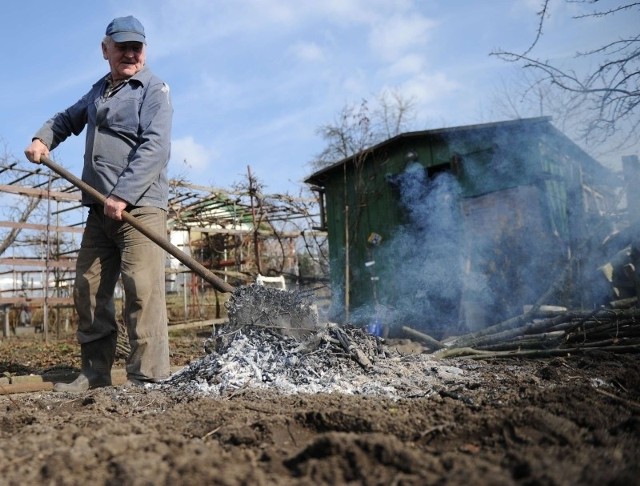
[344, 204, 350, 322]
[247, 165, 262, 275]
[38, 156, 235, 293]
[2, 307, 9, 338]
[401, 326, 445, 350]
[43, 173, 52, 343]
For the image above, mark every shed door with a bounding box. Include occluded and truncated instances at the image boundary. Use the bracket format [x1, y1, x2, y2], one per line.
[460, 184, 562, 329]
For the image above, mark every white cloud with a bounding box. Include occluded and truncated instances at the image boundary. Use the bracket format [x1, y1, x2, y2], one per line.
[369, 13, 437, 60]
[397, 72, 459, 106]
[338, 70, 371, 99]
[289, 41, 326, 63]
[384, 53, 427, 78]
[136, 0, 432, 60]
[170, 136, 218, 174]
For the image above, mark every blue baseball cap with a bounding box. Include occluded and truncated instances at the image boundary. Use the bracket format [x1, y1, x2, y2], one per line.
[105, 16, 146, 43]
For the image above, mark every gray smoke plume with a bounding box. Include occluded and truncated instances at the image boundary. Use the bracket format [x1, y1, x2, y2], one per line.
[373, 163, 464, 337]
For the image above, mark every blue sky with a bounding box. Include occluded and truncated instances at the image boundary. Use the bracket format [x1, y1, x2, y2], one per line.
[1, 0, 636, 194]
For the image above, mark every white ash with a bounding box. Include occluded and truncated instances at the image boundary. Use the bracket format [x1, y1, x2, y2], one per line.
[160, 324, 478, 399]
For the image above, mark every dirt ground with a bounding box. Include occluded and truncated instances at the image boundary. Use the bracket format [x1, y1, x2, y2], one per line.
[1, 329, 639, 485]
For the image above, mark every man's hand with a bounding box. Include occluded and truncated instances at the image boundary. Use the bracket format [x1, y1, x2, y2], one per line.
[24, 139, 49, 164]
[104, 195, 128, 221]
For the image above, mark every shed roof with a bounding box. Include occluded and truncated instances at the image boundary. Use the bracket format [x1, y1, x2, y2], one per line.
[305, 116, 614, 187]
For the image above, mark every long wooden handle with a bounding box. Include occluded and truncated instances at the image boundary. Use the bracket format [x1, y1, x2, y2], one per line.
[39, 156, 236, 294]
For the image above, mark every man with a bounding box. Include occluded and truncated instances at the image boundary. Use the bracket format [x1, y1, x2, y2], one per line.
[24, 15, 173, 392]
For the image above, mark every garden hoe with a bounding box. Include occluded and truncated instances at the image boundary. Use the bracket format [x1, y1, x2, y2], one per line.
[38, 156, 318, 335]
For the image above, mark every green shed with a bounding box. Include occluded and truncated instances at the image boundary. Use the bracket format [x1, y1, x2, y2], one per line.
[305, 117, 618, 336]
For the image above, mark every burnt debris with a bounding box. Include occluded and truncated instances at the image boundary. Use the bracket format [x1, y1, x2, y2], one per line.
[161, 324, 477, 399]
[225, 284, 319, 338]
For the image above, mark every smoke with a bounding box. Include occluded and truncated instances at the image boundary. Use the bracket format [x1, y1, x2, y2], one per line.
[337, 131, 620, 338]
[372, 163, 464, 336]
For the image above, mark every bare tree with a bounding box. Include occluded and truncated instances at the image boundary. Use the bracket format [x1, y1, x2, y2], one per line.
[492, 0, 640, 148]
[311, 90, 416, 170]
[0, 146, 42, 257]
[489, 69, 593, 145]
[0, 198, 41, 256]
[376, 90, 417, 140]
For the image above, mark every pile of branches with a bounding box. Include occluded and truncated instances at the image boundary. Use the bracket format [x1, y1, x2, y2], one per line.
[434, 299, 640, 360]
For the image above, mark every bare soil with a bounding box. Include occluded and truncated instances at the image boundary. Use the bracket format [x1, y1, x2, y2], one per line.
[1, 330, 639, 485]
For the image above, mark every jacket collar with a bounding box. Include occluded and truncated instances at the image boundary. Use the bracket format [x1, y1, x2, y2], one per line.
[129, 65, 152, 86]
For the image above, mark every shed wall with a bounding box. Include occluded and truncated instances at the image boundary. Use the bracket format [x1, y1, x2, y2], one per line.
[316, 121, 607, 333]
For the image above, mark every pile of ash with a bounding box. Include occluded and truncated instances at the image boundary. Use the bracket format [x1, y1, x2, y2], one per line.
[161, 323, 478, 399]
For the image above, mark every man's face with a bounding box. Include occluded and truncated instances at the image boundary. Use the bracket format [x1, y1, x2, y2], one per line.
[102, 39, 145, 81]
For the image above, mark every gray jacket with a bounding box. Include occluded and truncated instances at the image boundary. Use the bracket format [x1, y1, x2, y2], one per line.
[34, 66, 173, 209]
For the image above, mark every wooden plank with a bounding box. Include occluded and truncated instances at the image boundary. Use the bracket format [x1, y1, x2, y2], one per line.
[0, 220, 84, 234]
[184, 225, 325, 237]
[0, 258, 76, 268]
[0, 297, 74, 305]
[0, 184, 81, 202]
[0, 366, 185, 395]
[168, 318, 227, 331]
